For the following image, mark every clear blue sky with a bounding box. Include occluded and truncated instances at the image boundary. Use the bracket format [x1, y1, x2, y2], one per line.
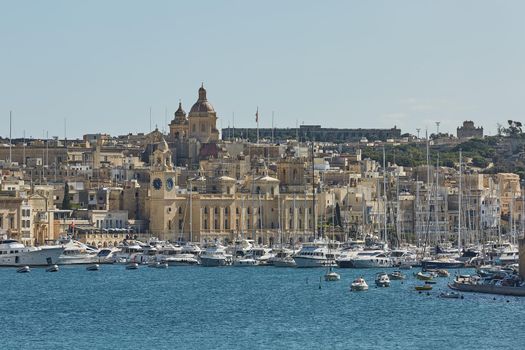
[1, 0, 524, 138]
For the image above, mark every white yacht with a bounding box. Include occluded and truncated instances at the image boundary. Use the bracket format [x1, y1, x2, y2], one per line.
[336, 245, 364, 268]
[0, 239, 64, 267]
[389, 249, 418, 267]
[113, 241, 143, 263]
[350, 250, 392, 268]
[294, 240, 338, 268]
[270, 248, 296, 267]
[157, 243, 200, 266]
[244, 247, 274, 265]
[200, 245, 233, 267]
[57, 239, 99, 265]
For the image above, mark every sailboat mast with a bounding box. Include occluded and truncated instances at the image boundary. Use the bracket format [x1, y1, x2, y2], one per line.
[383, 147, 387, 244]
[189, 180, 193, 243]
[458, 149, 462, 253]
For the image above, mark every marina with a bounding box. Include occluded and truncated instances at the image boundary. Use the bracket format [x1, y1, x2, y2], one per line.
[2, 264, 525, 349]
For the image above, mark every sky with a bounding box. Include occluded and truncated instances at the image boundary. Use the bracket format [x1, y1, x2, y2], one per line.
[1, 0, 524, 139]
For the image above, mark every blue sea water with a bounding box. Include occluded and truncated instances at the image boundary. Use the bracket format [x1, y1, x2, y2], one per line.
[1, 265, 524, 350]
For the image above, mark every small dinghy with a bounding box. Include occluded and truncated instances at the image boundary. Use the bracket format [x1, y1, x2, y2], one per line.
[388, 271, 406, 280]
[156, 262, 168, 269]
[86, 264, 100, 271]
[439, 292, 463, 299]
[324, 266, 340, 281]
[126, 263, 139, 270]
[415, 284, 433, 291]
[46, 265, 59, 272]
[17, 266, 30, 273]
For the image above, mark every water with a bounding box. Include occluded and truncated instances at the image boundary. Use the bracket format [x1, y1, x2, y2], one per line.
[1, 265, 524, 349]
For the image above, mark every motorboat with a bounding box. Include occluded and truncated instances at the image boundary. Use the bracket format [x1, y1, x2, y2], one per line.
[425, 269, 450, 277]
[233, 257, 259, 267]
[180, 242, 203, 256]
[388, 271, 406, 280]
[416, 271, 434, 281]
[95, 247, 119, 264]
[114, 241, 143, 263]
[125, 262, 139, 270]
[375, 272, 391, 287]
[244, 247, 274, 265]
[200, 245, 233, 267]
[415, 284, 432, 291]
[350, 250, 392, 268]
[439, 292, 462, 299]
[57, 239, 99, 265]
[86, 264, 100, 271]
[16, 266, 30, 273]
[46, 264, 59, 272]
[336, 246, 363, 268]
[0, 239, 64, 267]
[270, 248, 297, 267]
[157, 243, 200, 266]
[294, 240, 338, 268]
[389, 249, 418, 267]
[324, 267, 340, 281]
[350, 277, 368, 291]
[156, 262, 168, 269]
[421, 257, 465, 269]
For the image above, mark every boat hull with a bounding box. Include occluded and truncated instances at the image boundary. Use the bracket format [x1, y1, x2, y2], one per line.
[294, 257, 335, 268]
[0, 247, 65, 267]
[200, 257, 230, 267]
[421, 261, 465, 269]
[448, 282, 525, 296]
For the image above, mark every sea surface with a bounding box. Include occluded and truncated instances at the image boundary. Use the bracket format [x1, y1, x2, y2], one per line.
[1, 265, 524, 350]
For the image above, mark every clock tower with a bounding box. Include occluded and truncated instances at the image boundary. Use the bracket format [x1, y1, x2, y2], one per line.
[149, 138, 180, 239]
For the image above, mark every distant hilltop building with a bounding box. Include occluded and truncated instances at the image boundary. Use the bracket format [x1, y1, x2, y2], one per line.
[222, 124, 401, 143]
[457, 121, 483, 140]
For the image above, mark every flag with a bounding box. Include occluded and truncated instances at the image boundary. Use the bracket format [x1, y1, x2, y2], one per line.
[255, 107, 259, 123]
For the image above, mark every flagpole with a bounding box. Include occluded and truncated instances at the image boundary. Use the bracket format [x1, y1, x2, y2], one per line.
[256, 107, 259, 145]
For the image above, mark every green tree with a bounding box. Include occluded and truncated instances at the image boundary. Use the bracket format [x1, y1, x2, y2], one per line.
[62, 181, 71, 210]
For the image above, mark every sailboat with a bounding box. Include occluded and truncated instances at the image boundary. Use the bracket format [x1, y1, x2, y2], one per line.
[324, 192, 340, 281]
[273, 194, 296, 267]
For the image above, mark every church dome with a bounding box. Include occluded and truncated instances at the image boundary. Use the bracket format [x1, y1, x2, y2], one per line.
[189, 84, 215, 114]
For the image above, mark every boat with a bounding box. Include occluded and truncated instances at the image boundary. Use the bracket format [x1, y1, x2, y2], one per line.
[244, 247, 274, 266]
[86, 264, 100, 271]
[294, 240, 338, 268]
[375, 272, 390, 287]
[46, 264, 59, 272]
[388, 271, 406, 280]
[439, 292, 462, 299]
[156, 262, 168, 269]
[349, 250, 392, 268]
[436, 269, 450, 277]
[271, 249, 297, 267]
[16, 266, 30, 273]
[389, 249, 418, 267]
[0, 239, 64, 267]
[57, 239, 99, 265]
[350, 277, 368, 291]
[416, 271, 434, 281]
[335, 246, 363, 268]
[448, 275, 525, 296]
[415, 284, 432, 291]
[233, 257, 259, 267]
[421, 257, 465, 269]
[324, 266, 340, 281]
[125, 262, 139, 270]
[199, 244, 233, 267]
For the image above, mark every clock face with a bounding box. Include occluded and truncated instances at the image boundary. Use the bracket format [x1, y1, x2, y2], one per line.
[166, 177, 174, 191]
[153, 178, 162, 190]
